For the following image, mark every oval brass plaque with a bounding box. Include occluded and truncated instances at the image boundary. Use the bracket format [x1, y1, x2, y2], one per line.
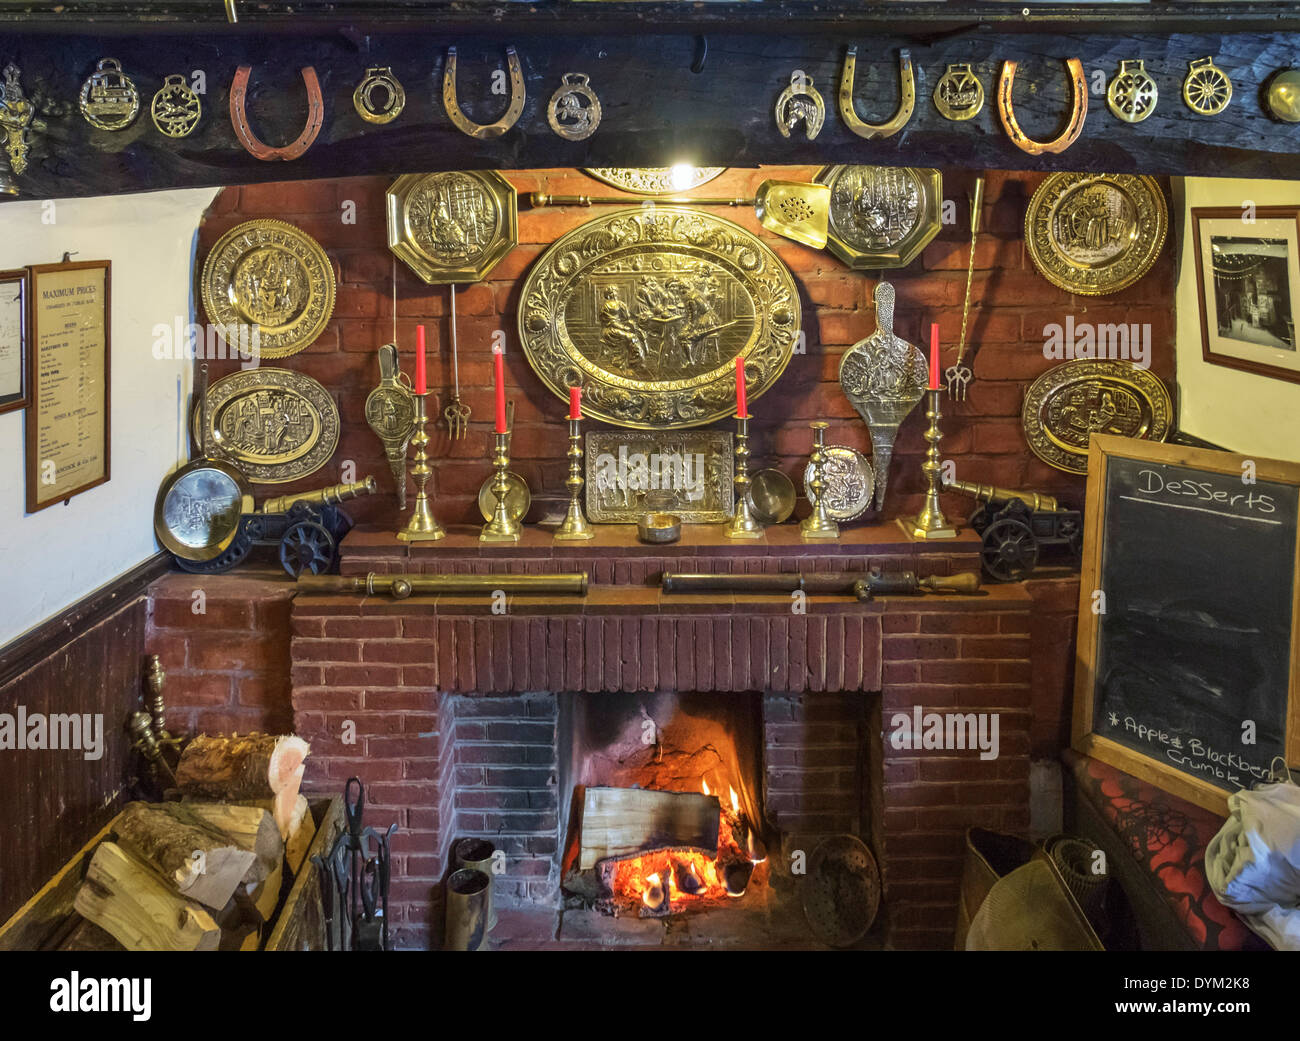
[519, 207, 801, 429]
[194, 368, 339, 484]
[583, 167, 726, 195]
[1025, 173, 1168, 296]
[200, 219, 335, 359]
[1022, 359, 1172, 474]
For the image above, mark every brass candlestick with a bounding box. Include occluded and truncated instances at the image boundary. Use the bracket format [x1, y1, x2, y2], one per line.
[480, 430, 522, 542]
[901, 388, 958, 539]
[397, 393, 446, 542]
[724, 414, 763, 539]
[555, 416, 595, 541]
[800, 421, 840, 539]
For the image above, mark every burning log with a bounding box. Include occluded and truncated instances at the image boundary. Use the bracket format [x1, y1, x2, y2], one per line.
[579, 787, 719, 870]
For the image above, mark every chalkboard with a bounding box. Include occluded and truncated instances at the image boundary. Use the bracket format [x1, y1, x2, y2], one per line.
[1072, 434, 1300, 815]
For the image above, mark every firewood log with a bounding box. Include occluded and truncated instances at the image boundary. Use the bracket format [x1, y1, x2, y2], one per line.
[113, 802, 255, 910]
[284, 796, 316, 876]
[182, 803, 284, 884]
[175, 733, 310, 800]
[73, 843, 220, 952]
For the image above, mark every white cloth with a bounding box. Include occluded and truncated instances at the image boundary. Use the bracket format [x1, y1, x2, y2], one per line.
[1205, 781, 1300, 950]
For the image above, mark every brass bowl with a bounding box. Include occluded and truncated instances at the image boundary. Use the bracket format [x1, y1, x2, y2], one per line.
[637, 512, 681, 544]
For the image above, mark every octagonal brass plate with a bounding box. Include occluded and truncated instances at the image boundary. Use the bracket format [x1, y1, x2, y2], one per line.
[583, 167, 726, 195]
[387, 171, 518, 284]
[200, 219, 335, 359]
[816, 165, 943, 270]
[518, 206, 801, 429]
[1025, 173, 1168, 296]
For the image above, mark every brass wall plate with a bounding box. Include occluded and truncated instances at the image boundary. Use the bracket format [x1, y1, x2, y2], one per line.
[154, 461, 253, 563]
[387, 170, 518, 284]
[1025, 173, 1168, 296]
[200, 218, 335, 359]
[193, 367, 340, 484]
[585, 429, 734, 522]
[477, 471, 531, 523]
[816, 165, 943, 270]
[803, 445, 875, 522]
[519, 206, 800, 429]
[1022, 359, 1172, 474]
[583, 168, 726, 194]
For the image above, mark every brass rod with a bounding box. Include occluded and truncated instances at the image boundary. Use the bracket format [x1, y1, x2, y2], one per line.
[530, 192, 754, 208]
[297, 572, 589, 598]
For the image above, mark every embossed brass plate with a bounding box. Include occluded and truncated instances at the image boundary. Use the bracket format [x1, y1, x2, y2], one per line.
[583, 168, 726, 195]
[1022, 359, 1172, 474]
[520, 207, 801, 429]
[387, 171, 518, 284]
[817, 166, 943, 270]
[193, 368, 340, 484]
[803, 445, 875, 522]
[1025, 173, 1168, 296]
[154, 462, 252, 562]
[477, 471, 531, 524]
[585, 429, 734, 522]
[200, 219, 335, 358]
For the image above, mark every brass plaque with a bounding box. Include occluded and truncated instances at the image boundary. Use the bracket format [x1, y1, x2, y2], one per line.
[817, 165, 943, 270]
[194, 368, 339, 484]
[585, 429, 734, 522]
[583, 167, 725, 195]
[1022, 359, 1172, 474]
[1025, 173, 1168, 296]
[200, 219, 335, 360]
[387, 170, 517, 284]
[519, 207, 801, 429]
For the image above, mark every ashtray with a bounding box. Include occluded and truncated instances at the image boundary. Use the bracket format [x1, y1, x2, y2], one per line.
[637, 512, 682, 544]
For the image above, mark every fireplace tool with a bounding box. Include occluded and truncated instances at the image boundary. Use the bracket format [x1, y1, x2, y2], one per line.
[945, 174, 985, 401]
[311, 777, 399, 951]
[444, 284, 471, 438]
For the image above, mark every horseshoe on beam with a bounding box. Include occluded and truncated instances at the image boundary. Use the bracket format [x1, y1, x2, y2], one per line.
[838, 47, 915, 140]
[997, 58, 1088, 156]
[443, 46, 526, 140]
[230, 65, 325, 161]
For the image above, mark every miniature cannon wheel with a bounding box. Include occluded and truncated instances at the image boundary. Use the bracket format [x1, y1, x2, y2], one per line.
[174, 530, 253, 574]
[279, 519, 337, 577]
[981, 516, 1039, 582]
[1056, 512, 1084, 555]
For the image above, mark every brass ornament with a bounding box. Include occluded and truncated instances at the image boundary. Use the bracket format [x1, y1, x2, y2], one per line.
[803, 445, 875, 522]
[518, 206, 800, 430]
[747, 468, 796, 525]
[754, 179, 830, 249]
[0, 64, 36, 192]
[1266, 69, 1300, 123]
[997, 58, 1088, 156]
[443, 46, 525, 140]
[775, 71, 826, 140]
[1025, 173, 1168, 297]
[838, 280, 927, 512]
[816, 165, 943, 270]
[353, 66, 405, 125]
[1022, 360, 1172, 474]
[200, 218, 336, 358]
[193, 367, 340, 484]
[547, 73, 601, 141]
[1183, 57, 1231, 116]
[151, 74, 201, 138]
[583, 167, 726, 194]
[933, 63, 984, 121]
[584, 429, 733, 523]
[79, 58, 139, 131]
[365, 343, 417, 509]
[1106, 59, 1159, 124]
[477, 470, 531, 525]
[838, 46, 915, 140]
[386, 170, 518, 284]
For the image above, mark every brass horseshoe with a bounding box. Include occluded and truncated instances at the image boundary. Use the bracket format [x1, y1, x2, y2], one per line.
[229, 65, 324, 161]
[443, 46, 526, 140]
[838, 47, 915, 140]
[997, 58, 1088, 156]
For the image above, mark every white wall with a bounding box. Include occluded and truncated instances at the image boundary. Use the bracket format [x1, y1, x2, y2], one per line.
[0, 188, 218, 647]
[1174, 177, 1300, 461]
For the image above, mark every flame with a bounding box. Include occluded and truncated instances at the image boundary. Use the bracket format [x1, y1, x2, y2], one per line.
[701, 778, 711, 797]
[728, 786, 739, 814]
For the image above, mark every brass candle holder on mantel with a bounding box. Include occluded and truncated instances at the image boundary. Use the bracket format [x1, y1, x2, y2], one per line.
[800, 421, 840, 540]
[480, 429, 522, 543]
[554, 416, 594, 541]
[900, 388, 958, 540]
[397, 393, 446, 543]
[724, 414, 763, 540]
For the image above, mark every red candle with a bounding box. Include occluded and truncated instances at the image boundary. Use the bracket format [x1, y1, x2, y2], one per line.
[734, 356, 748, 418]
[569, 385, 582, 421]
[928, 322, 940, 391]
[493, 346, 508, 434]
[415, 324, 427, 395]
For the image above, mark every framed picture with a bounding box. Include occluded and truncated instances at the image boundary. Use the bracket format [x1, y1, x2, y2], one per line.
[1191, 205, 1300, 384]
[0, 269, 27, 414]
[25, 260, 111, 513]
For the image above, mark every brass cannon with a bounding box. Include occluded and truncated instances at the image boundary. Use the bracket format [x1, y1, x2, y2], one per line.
[946, 479, 1082, 582]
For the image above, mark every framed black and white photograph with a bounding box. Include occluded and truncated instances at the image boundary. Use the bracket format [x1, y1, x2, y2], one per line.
[0, 268, 27, 415]
[1192, 206, 1300, 384]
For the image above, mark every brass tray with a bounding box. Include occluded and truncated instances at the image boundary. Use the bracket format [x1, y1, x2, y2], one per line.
[1025, 173, 1168, 296]
[388, 171, 517, 284]
[816, 165, 943, 270]
[803, 445, 875, 522]
[477, 472, 531, 524]
[519, 207, 800, 429]
[154, 461, 253, 563]
[200, 219, 335, 359]
[585, 429, 733, 522]
[193, 368, 340, 484]
[583, 167, 726, 195]
[1022, 359, 1172, 474]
